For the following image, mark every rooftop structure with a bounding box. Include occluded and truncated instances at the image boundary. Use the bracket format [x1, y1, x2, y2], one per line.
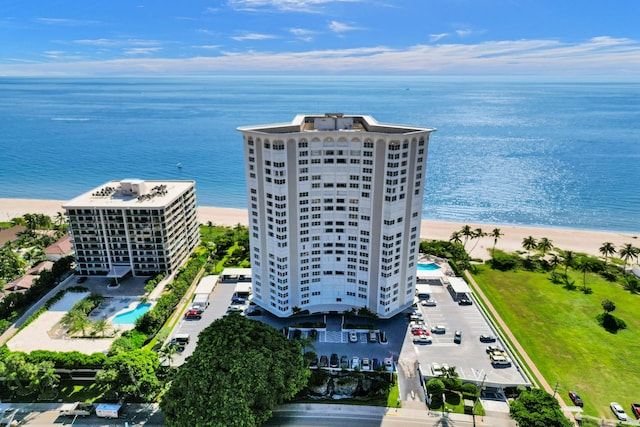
[63, 179, 199, 278]
[238, 114, 435, 318]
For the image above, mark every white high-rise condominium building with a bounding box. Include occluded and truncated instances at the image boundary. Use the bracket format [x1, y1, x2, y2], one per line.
[64, 179, 199, 278]
[238, 114, 435, 318]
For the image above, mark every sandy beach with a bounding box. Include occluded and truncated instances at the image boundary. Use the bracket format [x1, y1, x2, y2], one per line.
[1, 198, 637, 261]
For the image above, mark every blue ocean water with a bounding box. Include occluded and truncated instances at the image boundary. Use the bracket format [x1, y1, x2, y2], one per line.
[0, 76, 638, 233]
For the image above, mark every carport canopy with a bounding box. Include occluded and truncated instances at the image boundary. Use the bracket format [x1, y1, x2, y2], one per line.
[106, 265, 131, 278]
[449, 277, 472, 294]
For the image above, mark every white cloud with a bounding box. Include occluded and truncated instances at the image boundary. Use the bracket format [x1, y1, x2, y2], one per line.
[429, 33, 449, 43]
[73, 39, 118, 47]
[124, 47, 162, 56]
[228, 0, 360, 13]
[192, 45, 222, 50]
[36, 17, 100, 26]
[328, 21, 362, 33]
[456, 29, 473, 38]
[3, 37, 640, 77]
[231, 33, 278, 41]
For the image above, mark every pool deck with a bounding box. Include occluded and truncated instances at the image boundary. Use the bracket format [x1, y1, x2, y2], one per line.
[6, 292, 143, 354]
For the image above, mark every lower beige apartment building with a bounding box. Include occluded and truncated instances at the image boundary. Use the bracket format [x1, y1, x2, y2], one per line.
[63, 179, 199, 278]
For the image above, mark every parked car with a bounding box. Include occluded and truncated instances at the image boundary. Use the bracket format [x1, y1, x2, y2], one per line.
[486, 345, 503, 354]
[384, 357, 394, 371]
[630, 403, 640, 419]
[319, 355, 329, 368]
[431, 362, 442, 375]
[568, 390, 583, 407]
[361, 358, 371, 370]
[454, 330, 462, 344]
[330, 353, 339, 368]
[76, 276, 87, 284]
[351, 356, 360, 369]
[369, 331, 378, 343]
[412, 328, 428, 336]
[610, 402, 629, 421]
[340, 355, 349, 369]
[372, 358, 381, 370]
[431, 325, 446, 334]
[479, 334, 497, 342]
[458, 298, 473, 306]
[413, 334, 432, 344]
[184, 310, 202, 320]
[421, 299, 437, 307]
[246, 307, 263, 316]
[349, 331, 359, 343]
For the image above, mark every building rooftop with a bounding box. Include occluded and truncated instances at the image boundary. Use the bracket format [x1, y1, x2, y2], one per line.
[237, 113, 435, 135]
[63, 179, 195, 209]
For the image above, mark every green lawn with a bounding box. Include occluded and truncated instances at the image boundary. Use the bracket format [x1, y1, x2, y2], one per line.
[472, 265, 640, 417]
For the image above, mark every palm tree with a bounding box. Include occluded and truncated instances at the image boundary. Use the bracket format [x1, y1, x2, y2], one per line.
[54, 211, 66, 227]
[490, 228, 503, 258]
[577, 257, 592, 291]
[449, 231, 463, 245]
[522, 236, 538, 257]
[460, 225, 474, 249]
[34, 361, 60, 395]
[537, 237, 554, 256]
[619, 243, 640, 275]
[599, 242, 616, 266]
[549, 254, 561, 274]
[468, 228, 487, 253]
[91, 319, 113, 337]
[158, 344, 179, 366]
[563, 251, 575, 276]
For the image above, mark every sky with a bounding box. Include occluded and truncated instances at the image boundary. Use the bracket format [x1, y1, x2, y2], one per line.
[1, 0, 640, 76]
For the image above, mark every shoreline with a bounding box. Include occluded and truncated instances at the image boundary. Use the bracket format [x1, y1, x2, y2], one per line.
[1, 198, 638, 261]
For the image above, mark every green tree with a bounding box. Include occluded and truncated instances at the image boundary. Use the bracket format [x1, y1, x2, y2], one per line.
[619, 243, 639, 275]
[91, 319, 113, 337]
[449, 230, 462, 245]
[576, 257, 595, 292]
[460, 225, 474, 249]
[510, 388, 572, 427]
[601, 299, 616, 314]
[563, 251, 575, 276]
[161, 313, 309, 427]
[426, 377, 445, 404]
[99, 349, 161, 400]
[536, 237, 554, 256]
[490, 228, 503, 258]
[522, 236, 537, 257]
[599, 242, 616, 265]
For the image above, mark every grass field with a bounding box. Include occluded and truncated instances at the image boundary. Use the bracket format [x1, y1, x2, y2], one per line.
[472, 265, 640, 418]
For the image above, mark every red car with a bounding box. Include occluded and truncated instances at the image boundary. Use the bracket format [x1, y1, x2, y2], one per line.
[412, 329, 428, 336]
[184, 309, 202, 320]
[568, 390, 583, 407]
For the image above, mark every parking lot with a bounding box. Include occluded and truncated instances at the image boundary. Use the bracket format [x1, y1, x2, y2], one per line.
[168, 274, 530, 393]
[400, 283, 530, 389]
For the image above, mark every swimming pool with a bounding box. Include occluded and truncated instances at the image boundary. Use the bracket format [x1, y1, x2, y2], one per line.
[112, 303, 152, 325]
[417, 262, 441, 272]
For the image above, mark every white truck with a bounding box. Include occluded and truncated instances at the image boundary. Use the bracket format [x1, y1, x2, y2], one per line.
[191, 293, 210, 312]
[95, 403, 122, 419]
[59, 402, 94, 417]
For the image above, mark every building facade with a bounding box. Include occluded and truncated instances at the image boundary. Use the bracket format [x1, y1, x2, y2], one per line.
[64, 179, 199, 277]
[238, 114, 435, 318]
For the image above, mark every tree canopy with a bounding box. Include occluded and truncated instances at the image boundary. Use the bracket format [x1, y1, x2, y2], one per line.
[510, 388, 572, 427]
[161, 313, 309, 427]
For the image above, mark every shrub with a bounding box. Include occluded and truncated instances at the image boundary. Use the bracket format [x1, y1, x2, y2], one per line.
[596, 313, 627, 333]
[489, 251, 520, 271]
